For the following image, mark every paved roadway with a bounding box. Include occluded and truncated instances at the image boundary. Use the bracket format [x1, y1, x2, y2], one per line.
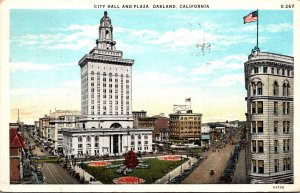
[24, 131, 79, 184]
[181, 143, 234, 184]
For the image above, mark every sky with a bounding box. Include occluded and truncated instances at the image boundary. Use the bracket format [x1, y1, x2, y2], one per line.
[10, 9, 293, 124]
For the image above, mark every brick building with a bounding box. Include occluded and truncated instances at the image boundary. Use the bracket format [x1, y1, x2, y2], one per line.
[137, 116, 169, 142]
[10, 128, 25, 184]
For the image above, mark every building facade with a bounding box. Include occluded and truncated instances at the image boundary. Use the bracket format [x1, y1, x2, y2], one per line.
[169, 110, 202, 143]
[63, 11, 152, 157]
[244, 51, 293, 183]
[137, 116, 169, 142]
[132, 110, 147, 119]
[10, 128, 25, 184]
[48, 110, 81, 153]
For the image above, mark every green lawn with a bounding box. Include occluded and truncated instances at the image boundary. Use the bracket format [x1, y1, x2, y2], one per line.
[81, 158, 187, 184]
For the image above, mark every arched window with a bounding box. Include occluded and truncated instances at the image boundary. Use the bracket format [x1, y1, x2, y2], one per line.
[103, 72, 106, 76]
[138, 134, 141, 140]
[97, 72, 100, 75]
[91, 71, 94, 75]
[257, 82, 263, 95]
[109, 73, 112, 77]
[252, 82, 256, 96]
[131, 134, 135, 140]
[115, 73, 118, 77]
[78, 136, 82, 143]
[283, 81, 290, 96]
[87, 136, 91, 142]
[95, 136, 99, 141]
[273, 81, 279, 95]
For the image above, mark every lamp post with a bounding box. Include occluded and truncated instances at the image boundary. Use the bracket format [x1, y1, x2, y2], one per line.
[180, 155, 183, 173]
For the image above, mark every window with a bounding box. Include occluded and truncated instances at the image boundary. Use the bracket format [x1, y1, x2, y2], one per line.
[283, 83, 289, 96]
[283, 158, 287, 171]
[252, 140, 256, 152]
[252, 83, 256, 96]
[283, 121, 287, 133]
[87, 136, 91, 142]
[273, 81, 279, 95]
[274, 121, 278, 133]
[78, 136, 82, 143]
[283, 102, 286, 114]
[271, 68, 274, 74]
[257, 101, 263, 114]
[274, 102, 278, 114]
[282, 69, 285, 76]
[257, 121, 263, 133]
[263, 67, 268, 73]
[287, 102, 290, 114]
[252, 102, 256, 114]
[254, 67, 259, 73]
[258, 140, 263, 153]
[78, 144, 82, 148]
[287, 70, 290, 77]
[258, 160, 264, 174]
[274, 159, 279, 172]
[286, 121, 290, 133]
[287, 158, 291, 170]
[283, 139, 288, 152]
[274, 140, 278, 153]
[257, 82, 262, 95]
[252, 160, 257, 173]
[252, 121, 256, 133]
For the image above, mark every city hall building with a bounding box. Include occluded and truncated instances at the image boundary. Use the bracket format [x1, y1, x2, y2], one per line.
[244, 50, 293, 183]
[63, 11, 152, 157]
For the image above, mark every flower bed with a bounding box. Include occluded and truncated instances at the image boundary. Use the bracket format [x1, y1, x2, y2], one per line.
[157, 155, 181, 161]
[88, 161, 112, 167]
[113, 176, 145, 184]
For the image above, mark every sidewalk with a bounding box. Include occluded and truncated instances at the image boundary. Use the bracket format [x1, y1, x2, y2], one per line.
[232, 148, 246, 184]
[74, 165, 103, 184]
[154, 156, 197, 184]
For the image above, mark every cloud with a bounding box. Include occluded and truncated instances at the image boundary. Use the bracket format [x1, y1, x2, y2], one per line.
[266, 23, 293, 33]
[191, 54, 247, 75]
[11, 80, 81, 123]
[173, 66, 188, 73]
[10, 61, 75, 72]
[208, 73, 244, 87]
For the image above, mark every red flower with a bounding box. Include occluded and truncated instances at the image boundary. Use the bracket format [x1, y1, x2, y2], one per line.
[157, 155, 181, 161]
[88, 161, 112, 167]
[113, 176, 145, 184]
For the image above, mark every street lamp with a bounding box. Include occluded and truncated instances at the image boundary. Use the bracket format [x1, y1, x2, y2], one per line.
[180, 155, 183, 173]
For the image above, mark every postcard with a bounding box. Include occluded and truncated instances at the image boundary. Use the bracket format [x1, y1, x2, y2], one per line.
[0, 0, 299, 192]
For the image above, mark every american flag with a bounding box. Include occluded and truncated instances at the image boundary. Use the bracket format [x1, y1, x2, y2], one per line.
[244, 11, 258, 24]
[185, 98, 191, 102]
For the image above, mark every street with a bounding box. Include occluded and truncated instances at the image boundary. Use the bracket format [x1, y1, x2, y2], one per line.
[182, 143, 234, 183]
[23, 130, 79, 184]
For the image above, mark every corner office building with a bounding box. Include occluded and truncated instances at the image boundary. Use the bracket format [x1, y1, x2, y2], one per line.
[63, 12, 152, 157]
[244, 50, 293, 183]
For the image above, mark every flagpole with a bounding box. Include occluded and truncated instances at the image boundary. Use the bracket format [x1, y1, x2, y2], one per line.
[256, 9, 259, 49]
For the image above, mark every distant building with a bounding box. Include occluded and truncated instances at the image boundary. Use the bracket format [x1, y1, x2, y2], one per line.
[132, 110, 147, 119]
[39, 116, 50, 141]
[10, 128, 25, 184]
[48, 110, 81, 153]
[169, 110, 202, 143]
[137, 116, 169, 142]
[244, 50, 293, 183]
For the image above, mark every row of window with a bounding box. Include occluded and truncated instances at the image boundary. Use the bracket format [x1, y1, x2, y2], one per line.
[252, 158, 292, 174]
[251, 101, 291, 115]
[250, 81, 290, 96]
[252, 66, 292, 77]
[170, 116, 201, 120]
[90, 72, 129, 77]
[252, 139, 290, 154]
[251, 121, 290, 134]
